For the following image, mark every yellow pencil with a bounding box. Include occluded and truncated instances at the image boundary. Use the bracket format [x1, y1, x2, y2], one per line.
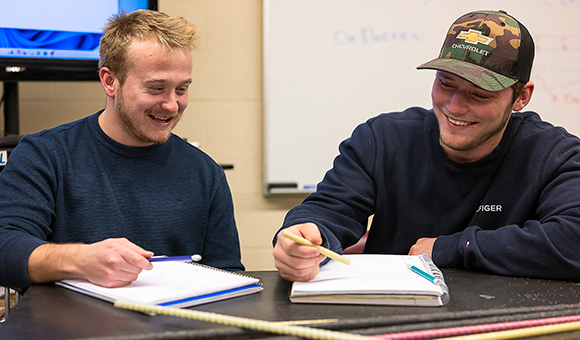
[281, 230, 350, 265]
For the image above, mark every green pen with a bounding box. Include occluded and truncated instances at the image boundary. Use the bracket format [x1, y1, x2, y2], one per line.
[407, 264, 441, 285]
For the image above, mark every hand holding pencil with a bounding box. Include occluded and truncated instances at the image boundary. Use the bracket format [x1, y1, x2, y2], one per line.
[274, 223, 346, 282]
[281, 230, 350, 265]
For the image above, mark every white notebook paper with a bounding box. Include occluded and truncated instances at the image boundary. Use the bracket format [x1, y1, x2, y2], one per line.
[56, 261, 262, 308]
[290, 254, 449, 306]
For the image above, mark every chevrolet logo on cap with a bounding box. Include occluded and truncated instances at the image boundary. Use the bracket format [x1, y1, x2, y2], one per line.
[457, 29, 493, 45]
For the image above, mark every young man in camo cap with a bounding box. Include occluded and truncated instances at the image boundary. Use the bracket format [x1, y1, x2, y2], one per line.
[273, 10, 580, 282]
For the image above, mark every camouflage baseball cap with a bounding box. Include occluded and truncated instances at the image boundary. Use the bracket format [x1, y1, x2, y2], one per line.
[417, 10, 534, 91]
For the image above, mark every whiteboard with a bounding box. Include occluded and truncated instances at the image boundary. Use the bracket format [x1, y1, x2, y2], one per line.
[263, 0, 580, 194]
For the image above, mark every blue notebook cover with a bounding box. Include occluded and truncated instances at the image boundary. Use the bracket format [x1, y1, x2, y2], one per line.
[56, 261, 263, 308]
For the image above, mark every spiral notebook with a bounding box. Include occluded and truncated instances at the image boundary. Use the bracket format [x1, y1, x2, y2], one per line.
[290, 254, 449, 306]
[56, 261, 263, 308]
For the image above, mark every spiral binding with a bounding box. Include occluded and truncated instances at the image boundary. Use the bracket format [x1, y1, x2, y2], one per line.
[185, 261, 263, 285]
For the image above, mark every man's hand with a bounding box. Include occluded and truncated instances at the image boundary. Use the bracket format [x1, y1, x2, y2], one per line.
[273, 223, 326, 282]
[408, 237, 436, 256]
[28, 238, 154, 287]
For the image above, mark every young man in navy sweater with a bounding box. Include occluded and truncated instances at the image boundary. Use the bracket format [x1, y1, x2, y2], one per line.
[273, 10, 580, 282]
[0, 10, 244, 291]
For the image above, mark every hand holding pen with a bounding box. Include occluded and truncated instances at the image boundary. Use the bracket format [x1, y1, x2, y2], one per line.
[148, 254, 202, 262]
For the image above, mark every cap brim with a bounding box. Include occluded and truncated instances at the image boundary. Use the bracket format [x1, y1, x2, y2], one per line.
[417, 58, 517, 91]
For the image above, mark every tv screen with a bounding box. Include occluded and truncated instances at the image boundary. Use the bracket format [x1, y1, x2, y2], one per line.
[0, 0, 158, 81]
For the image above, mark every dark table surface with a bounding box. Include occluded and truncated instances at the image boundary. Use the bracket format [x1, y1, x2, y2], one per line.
[2, 269, 580, 339]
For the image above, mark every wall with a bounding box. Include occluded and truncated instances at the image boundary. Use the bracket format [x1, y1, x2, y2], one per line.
[0, 0, 303, 271]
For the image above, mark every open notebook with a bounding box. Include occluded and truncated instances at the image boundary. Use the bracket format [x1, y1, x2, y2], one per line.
[290, 254, 449, 306]
[56, 261, 262, 308]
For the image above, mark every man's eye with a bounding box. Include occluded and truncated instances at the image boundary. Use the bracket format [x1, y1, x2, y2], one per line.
[440, 80, 452, 88]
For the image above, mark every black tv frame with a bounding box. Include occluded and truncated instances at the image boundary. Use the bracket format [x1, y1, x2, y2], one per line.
[0, 59, 101, 82]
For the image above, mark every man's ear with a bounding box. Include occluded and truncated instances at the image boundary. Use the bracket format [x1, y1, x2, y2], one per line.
[513, 82, 534, 112]
[99, 67, 117, 97]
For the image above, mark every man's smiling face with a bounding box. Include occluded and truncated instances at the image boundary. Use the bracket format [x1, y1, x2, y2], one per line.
[112, 38, 193, 147]
[431, 71, 515, 163]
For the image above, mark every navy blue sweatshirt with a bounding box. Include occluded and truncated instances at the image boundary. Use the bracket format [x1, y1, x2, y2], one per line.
[0, 112, 244, 290]
[281, 107, 580, 280]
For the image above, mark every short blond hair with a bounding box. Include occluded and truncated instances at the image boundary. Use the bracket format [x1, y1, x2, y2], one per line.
[98, 10, 200, 84]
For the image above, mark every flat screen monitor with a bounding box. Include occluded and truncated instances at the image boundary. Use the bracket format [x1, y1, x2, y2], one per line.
[0, 0, 158, 81]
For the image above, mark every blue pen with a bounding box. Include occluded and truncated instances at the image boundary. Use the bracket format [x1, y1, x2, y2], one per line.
[148, 255, 202, 262]
[407, 264, 441, 285]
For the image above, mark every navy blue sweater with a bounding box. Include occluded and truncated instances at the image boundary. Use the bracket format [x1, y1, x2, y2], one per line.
[281, 108, 580, 280]
[0, 112, 244, 289]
